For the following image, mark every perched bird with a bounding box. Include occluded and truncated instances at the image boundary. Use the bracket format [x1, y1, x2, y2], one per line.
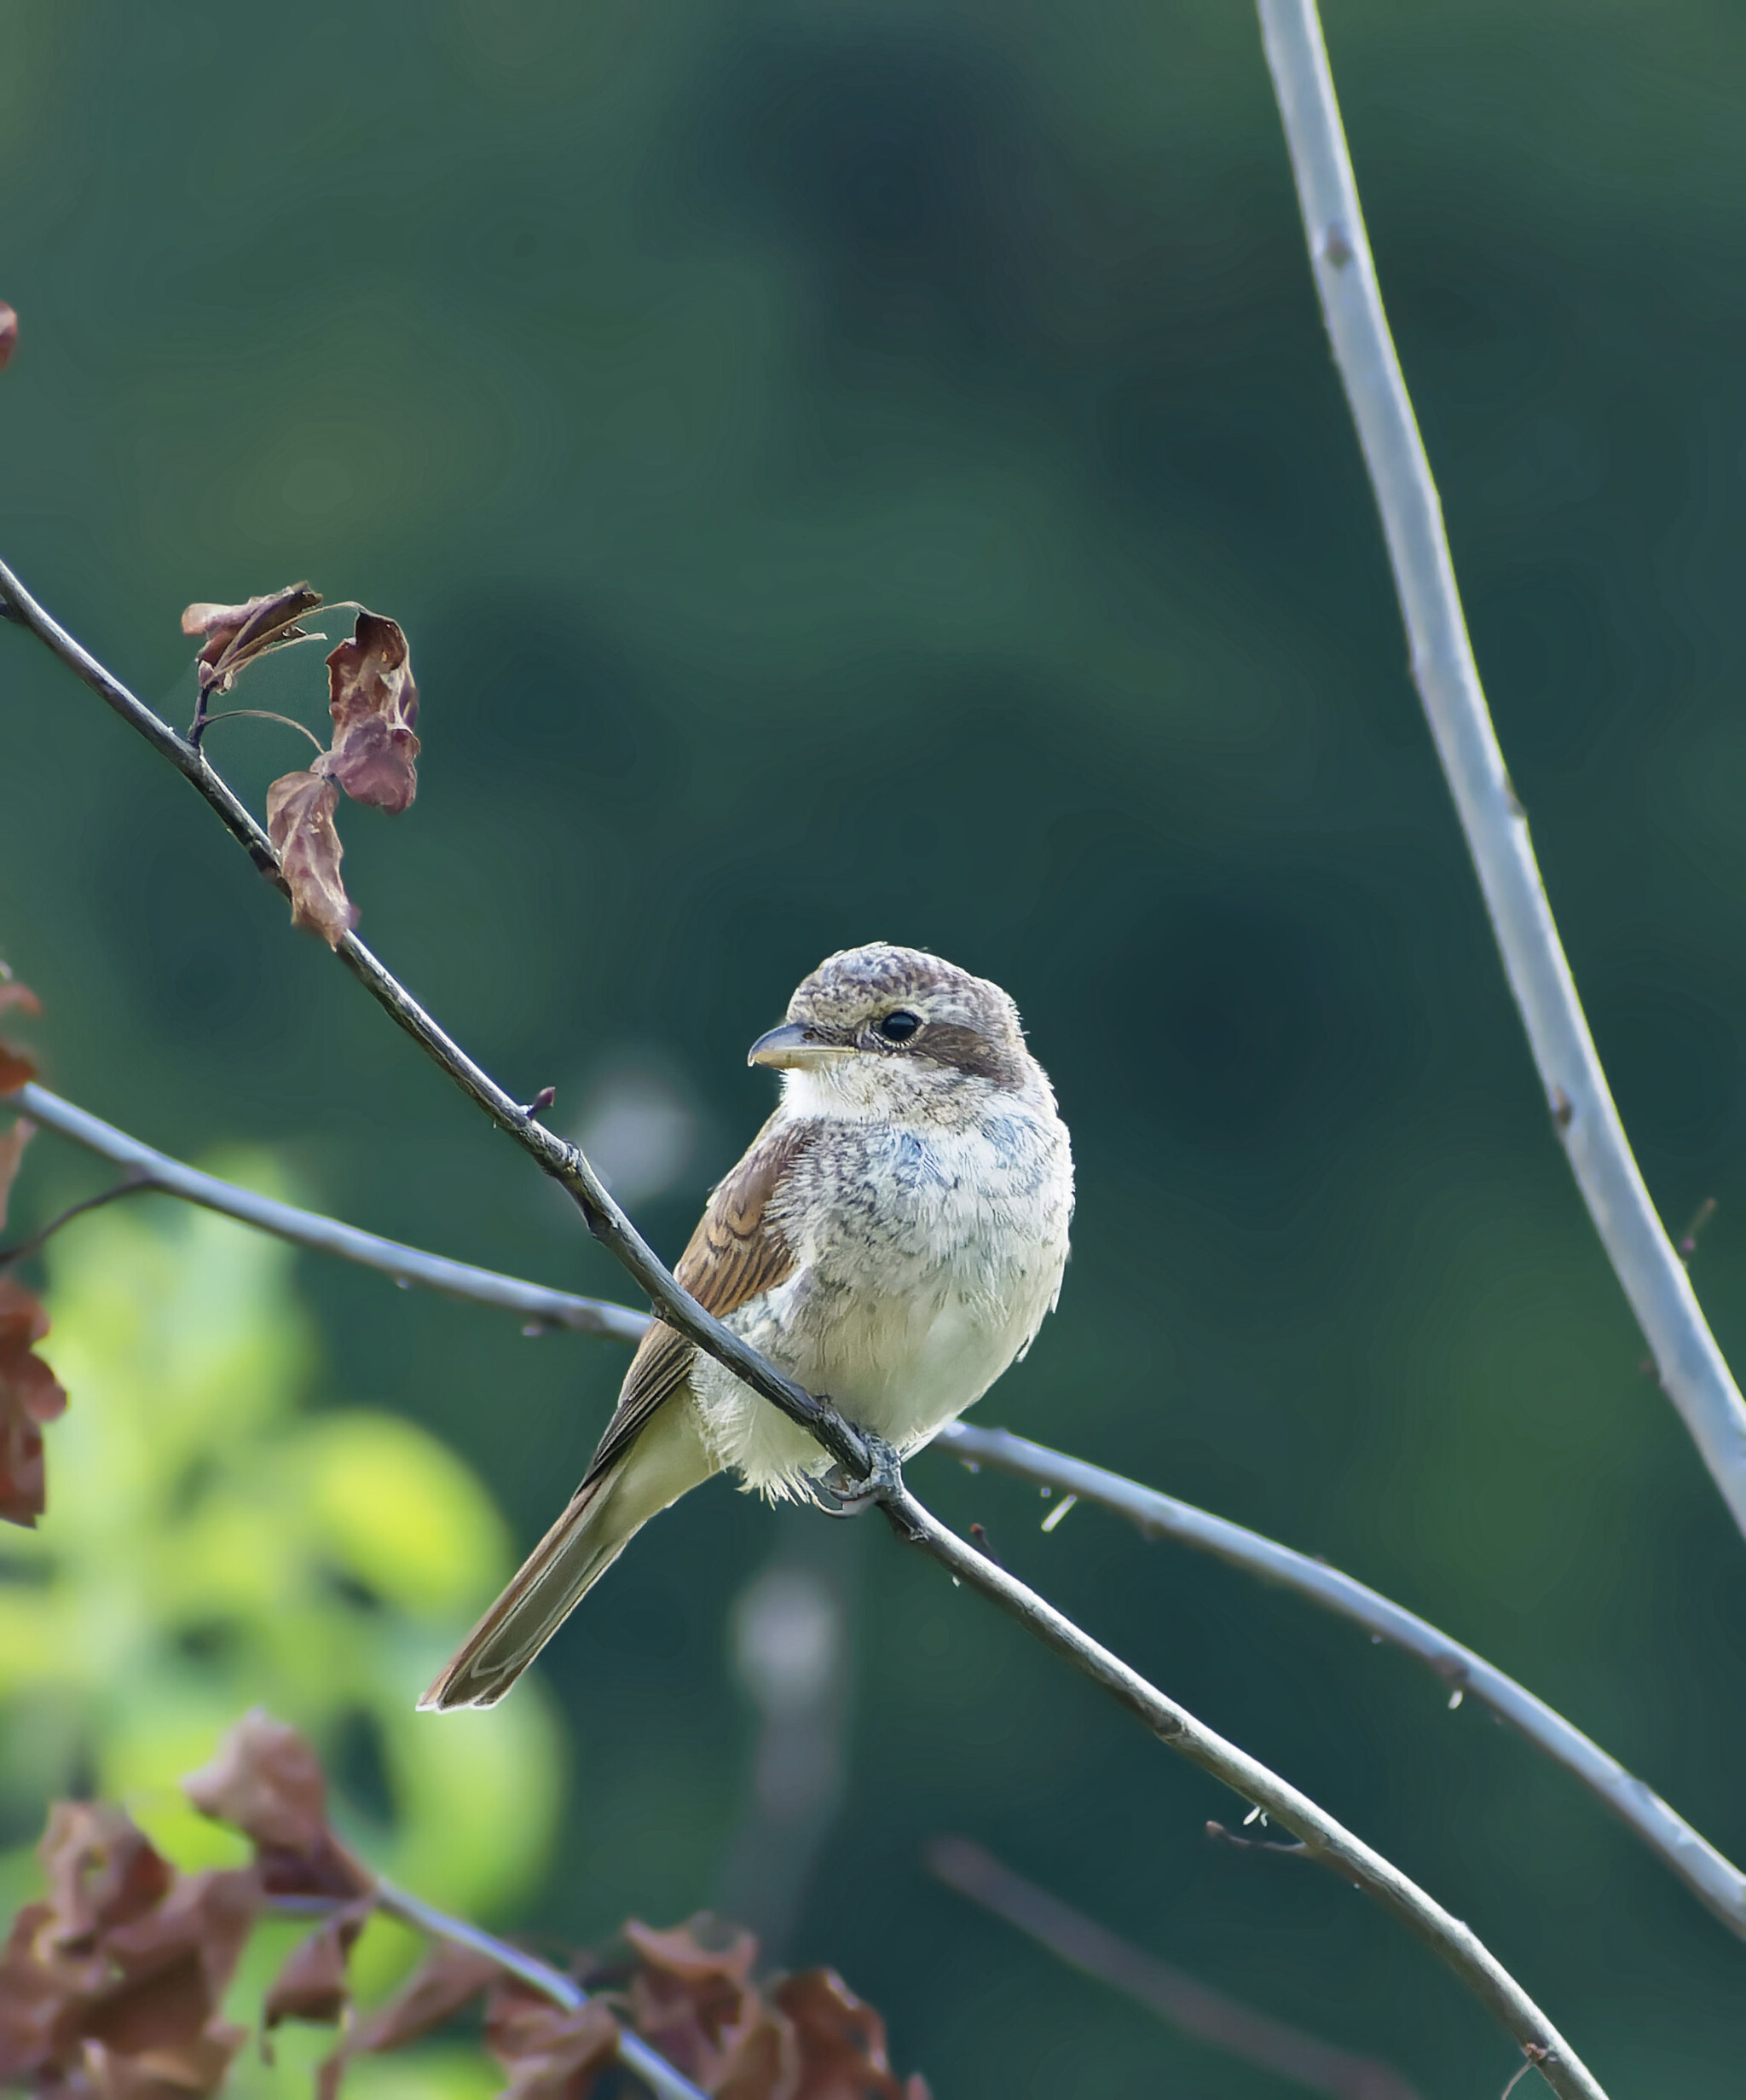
[422, 943, 1073, 1710]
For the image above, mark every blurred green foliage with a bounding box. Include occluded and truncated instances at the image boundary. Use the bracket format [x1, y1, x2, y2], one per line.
[0, 1194, 563, 1935]
[5, 0, 1746, 2091]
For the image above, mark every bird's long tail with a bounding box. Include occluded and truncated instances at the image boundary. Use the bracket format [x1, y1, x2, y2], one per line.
[419, 1403, 716, 1711]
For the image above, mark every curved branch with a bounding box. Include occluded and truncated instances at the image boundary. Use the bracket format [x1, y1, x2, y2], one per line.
[269, 1881, 708, 2100]
[14, 1078, 1738, 1956]
[939, 1422, 1746, 1941]
[0, 561, 1606, 2097]
[883, 1482, 1603, 2099]
[1255, 0, 1746, 1539]
[12, 1082, 650, 1343]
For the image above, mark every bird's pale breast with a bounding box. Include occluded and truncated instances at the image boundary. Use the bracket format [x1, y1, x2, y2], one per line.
[688, 1099, 1072, 1496]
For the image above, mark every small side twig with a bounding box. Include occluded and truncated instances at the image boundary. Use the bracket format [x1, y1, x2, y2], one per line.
[0, 1171, 154, 1267]
[938, 1420, 1746, 1942]
[1256, 0, 1746, 1542]
[928, 1836, 1419, 2100]
[1205, 1819, 1311, 1859]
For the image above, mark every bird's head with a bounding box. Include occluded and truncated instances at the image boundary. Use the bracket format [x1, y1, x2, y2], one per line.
[748, 943, 1036, 1119]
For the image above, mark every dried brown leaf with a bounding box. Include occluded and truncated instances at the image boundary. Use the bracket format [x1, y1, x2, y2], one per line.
[623, 1918, 771, 2094]
[1, 1799, 261, 2095]
[485, 1983, 619, 2100]
[0, 1275, 68, 1527]
[38, 1805, 176, 1955]
[266, 771, 358, 950]
[181, 584, 323, 700]
[263, 1899, 372, 2028]
[316, 1941, 502, 2100]
[80, 2020, 249, 2098]
[0, 1116, 33, 1229]
[0, 1901, 74, 2082]
[773, 1970, 928, 2100]
[182, 1710, 371, 1899]
[0, 304, 16, 373]
[85, 1868, 260, 2056]
[324, 612, 420, 813]
[0, 979, 42, 1094]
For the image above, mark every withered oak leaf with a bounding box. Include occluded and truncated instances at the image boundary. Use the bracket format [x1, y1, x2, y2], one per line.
[0, 304, 16, 373]
[266, 771, 358, 950]
[324, 611, 420, 813]
[181, 584, 323, 702]
[0, 1115, 34, 1230]
[0, 978, 43, 1093]
[182, 1710, 372, 1900]
[0, 1275, 68, 1527]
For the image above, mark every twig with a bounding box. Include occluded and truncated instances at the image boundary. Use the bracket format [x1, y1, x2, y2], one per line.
[0, 556, 872, 1481]
[0, 1171, 153, 1267]
[927, 1836, 1421, 2100]
[938, 1421, 1746, 1941]
[0, 562, 1607, 2098]
[18, 1079, 1740, 1953]
[13, 1082, 650, 1342]
[885, 1482, 1604, 2098]
[16, 1079, 1738, 1963]
[1256, 0, 1746, 1540]
[267, 1881, 707, 2100]
[1205, 1819, 1311, 1859]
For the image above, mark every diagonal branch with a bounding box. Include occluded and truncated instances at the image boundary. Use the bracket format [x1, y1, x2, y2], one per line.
[1256, 0, 1746, 1541]
[927, 1836, 1423, 2100]
[938, 1422, 1746, 1941]
[13, 1077, 1740, 1952]
[886, 1482, 1600, 2098]
[267, 1879, 707, 2100]
[0, 560, 1606, 2098]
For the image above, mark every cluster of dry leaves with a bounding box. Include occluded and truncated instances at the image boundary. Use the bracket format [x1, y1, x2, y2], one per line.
[0, 1712, 928, 2100]
[181, 585, 421, 948]
[0, 974, 66, 1527]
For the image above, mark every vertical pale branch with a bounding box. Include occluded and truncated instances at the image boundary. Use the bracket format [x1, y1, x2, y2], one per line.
[1255, 0, 1746, 1541]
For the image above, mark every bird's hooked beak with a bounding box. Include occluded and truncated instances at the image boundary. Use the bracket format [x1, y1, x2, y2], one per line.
[747, 1021, 852, 1071]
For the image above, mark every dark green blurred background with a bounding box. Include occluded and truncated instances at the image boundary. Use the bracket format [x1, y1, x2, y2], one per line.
[5, 0, 1746, 2089]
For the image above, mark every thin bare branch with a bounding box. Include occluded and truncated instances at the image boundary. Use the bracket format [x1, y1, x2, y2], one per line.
[939, 1421, 1746, 1941]
[0, 1171, 153, 1267]
[13, 1081, 650, 1342]
[269, 1880, 708, 2100]
[0, 559, 1606, 2097]
[18, 1076, 1737, 1952]
[927, 1836, 1422, 2100]
[883, 1482, 1602, 2097]
[1256, 0, 1746, 1540]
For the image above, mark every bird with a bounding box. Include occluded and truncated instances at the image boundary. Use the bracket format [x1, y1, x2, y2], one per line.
[421, 942, 1073, 1710]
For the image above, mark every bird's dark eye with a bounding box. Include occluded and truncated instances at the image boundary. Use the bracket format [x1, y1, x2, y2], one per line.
[876, 1010, 922, 1044]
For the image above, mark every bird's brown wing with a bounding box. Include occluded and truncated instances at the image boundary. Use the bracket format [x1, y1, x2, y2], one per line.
[580, 1115, 814, 1486]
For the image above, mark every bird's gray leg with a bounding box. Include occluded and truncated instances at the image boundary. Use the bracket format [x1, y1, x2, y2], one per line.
[823, 1426, 905, 1513]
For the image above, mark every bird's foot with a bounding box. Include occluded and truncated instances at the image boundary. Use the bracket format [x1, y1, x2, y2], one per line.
[823, 1426, 905, 1514]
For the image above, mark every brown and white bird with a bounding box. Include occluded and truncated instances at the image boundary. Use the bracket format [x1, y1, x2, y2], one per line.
[422, 943, 1073, 1710]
